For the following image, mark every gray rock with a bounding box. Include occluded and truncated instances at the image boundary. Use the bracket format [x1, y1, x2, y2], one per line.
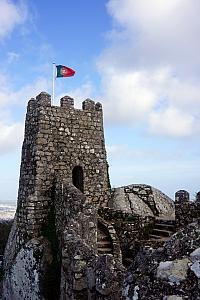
[156, 258, 190, 284]
[2, 237, 52, 300]
[110, 184, 174, 218]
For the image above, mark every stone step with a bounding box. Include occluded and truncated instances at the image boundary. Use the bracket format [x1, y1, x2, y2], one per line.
[98, 247, 113, 254]
[97, 243, 112, 249]
[151, 228, 173, 237]
[149, 234, 166, 240]
[97, 236, 110, 243]
[154, 223, 176, 232]
[97, 232, 109, 238]
[97, 240, 111, 246]
[97, 232, 109, 236]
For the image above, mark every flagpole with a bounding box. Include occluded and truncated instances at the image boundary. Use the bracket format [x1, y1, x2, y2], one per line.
[52, 62, 56, 104]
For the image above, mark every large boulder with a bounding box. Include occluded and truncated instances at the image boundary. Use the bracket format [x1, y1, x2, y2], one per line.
[110, 184, 174, 219]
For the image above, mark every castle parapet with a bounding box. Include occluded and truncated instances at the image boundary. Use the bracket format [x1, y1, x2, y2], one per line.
[60, 96, 74, 108]
[36, 92, 51, 107]
[27, 93, 103, 113]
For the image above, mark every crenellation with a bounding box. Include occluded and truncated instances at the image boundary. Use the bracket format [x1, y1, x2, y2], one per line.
[35, 92, 51, 107]
[95, 102, 102, 111]
[60, 95, 74, 108]
[27, 98, 36, 111]
[82, 98, 95, 110]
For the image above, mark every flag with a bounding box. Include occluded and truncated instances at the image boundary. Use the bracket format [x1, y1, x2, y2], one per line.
[56, 65, 75, 77]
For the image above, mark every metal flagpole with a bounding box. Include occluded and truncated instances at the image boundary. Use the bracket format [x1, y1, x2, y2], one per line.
[52, 62, 56, 104]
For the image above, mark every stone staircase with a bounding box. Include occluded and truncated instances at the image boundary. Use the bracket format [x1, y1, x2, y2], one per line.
[122, 219, 176, 267]
[97, 226, 113, 255]
[97, 218, 176, 266]
[149, 219, 176, 242]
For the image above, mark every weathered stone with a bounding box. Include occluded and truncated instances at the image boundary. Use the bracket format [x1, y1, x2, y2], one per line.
[156, 258, 190, 284]
[2, 237, 52, 300]
[95, 255, 125, 298]
[123, 220, 200, 299]
[110, 184, 174, 219]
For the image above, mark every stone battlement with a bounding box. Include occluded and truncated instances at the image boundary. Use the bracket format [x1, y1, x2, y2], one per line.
[29, 91, 102, 112]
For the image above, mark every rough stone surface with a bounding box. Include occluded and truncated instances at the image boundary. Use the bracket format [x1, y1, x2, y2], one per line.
[2, 182, 124, 299]
[110, 184, 174, 218]
[156, 258, 190, 284]
[56, 183, 125, 300]
[123, 220, 200, 299]
[95, 255, 125, 299]
[175, 190, 200, 228]
[10, 92, 110, 255]
[2, 237, 52, 300]
[98, 207, 155, 265]
[152, 187, 175, 219]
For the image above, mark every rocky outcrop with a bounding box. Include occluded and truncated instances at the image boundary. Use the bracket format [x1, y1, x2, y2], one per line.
[110, 184, 174, 219]
[2, 237, 53, 300]
[123, 219, 200, 299]
[2, 184, 125, 300]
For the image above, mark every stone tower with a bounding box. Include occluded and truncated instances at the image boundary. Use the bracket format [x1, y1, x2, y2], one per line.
[16, 92, 110, 243]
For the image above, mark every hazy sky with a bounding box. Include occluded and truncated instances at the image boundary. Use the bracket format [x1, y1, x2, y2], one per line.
[0, 0, 200, 203]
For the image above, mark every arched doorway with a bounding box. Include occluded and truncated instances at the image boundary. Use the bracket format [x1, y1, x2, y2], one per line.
[72, 166, 84, 193]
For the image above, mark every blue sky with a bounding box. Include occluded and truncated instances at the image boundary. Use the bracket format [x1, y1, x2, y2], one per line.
[0, 0, 200, 203]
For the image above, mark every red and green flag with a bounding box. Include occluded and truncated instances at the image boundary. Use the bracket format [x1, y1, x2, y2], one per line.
[56, 65, 75, 77]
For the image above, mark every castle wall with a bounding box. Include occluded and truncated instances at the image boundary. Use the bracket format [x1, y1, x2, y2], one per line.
[16, 92, 110, 243]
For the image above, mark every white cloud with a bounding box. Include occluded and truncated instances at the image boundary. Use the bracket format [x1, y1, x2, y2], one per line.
[106, 0, 200, 72]
[7, 51, 20, 63]
[101, 67, 167, 125]
[0, 121, 24, 155]
[107, 144, 161, 160]
[148, 107, 195, 137]
[97, 0, 200, 137]
[0, 76, 50, 109]
[0, 0, 28, 40]
[0, 75, 51, 156]
[107, 143, 186, 161]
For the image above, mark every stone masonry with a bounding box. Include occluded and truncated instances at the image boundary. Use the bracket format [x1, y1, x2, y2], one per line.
[14, 92, 110, 250]
[175, 190, 200, 228]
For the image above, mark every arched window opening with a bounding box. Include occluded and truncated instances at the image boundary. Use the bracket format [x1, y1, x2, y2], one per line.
[72, 166, 84, 193]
